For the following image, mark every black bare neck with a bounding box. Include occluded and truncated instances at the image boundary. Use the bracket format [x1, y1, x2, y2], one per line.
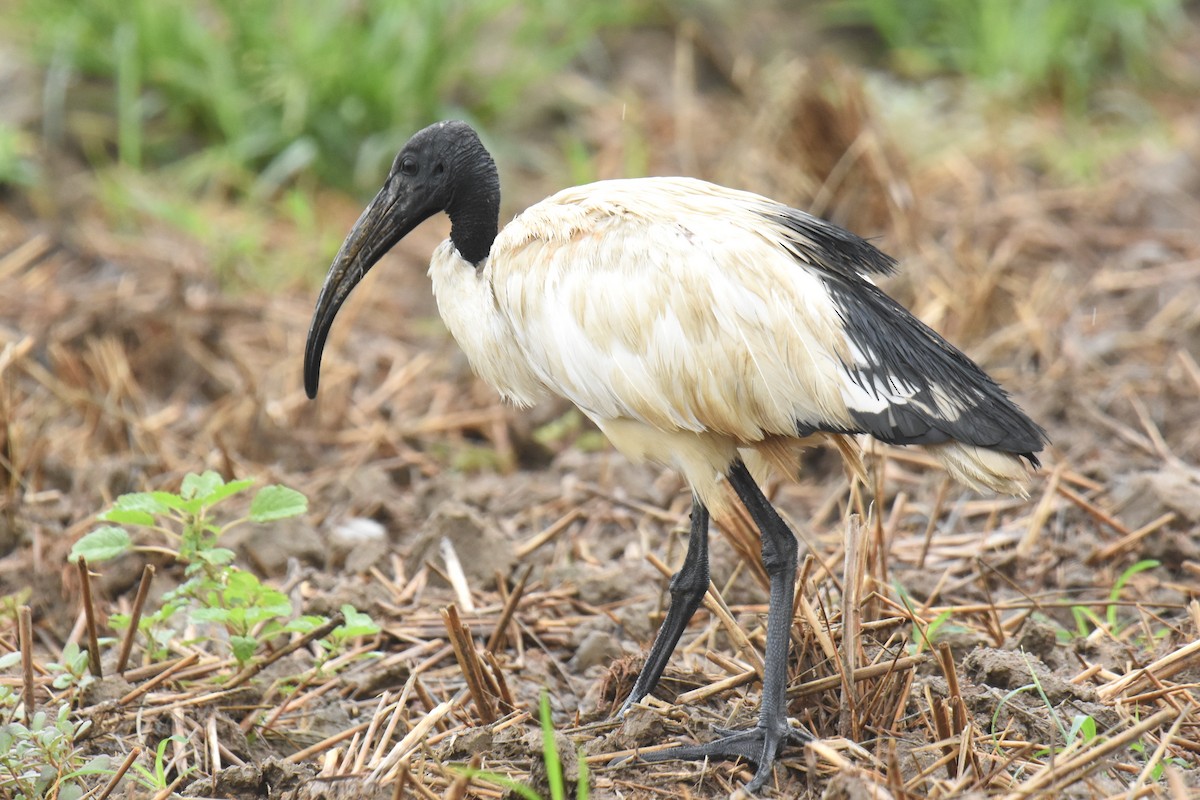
[446, 141, 500, 267]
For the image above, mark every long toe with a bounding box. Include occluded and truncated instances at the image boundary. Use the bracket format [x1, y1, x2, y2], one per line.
[638, 722, 813, 792]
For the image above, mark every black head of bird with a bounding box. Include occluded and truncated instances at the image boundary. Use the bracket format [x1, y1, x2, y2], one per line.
[304, 121, 499, 399]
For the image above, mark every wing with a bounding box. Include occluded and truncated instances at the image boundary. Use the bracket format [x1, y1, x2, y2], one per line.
[490, 178, 1046, 460]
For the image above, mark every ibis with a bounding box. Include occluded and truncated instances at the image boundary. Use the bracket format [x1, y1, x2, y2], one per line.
[304, 120, 1047, 791]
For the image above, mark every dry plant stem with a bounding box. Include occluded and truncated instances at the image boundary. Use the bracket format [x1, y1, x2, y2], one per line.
[645, 551, 764, 676]
[788, 654, 923, 698]
[485, 564, 530, 653]
[390, 760, 409, 800]
[441, 604, 497, 723]
[226, 611, 344, 690]
[1098, 638, 1200, 701]
[94, 746, 141, 800]
[351, 691, 392, 773]
[75, 557, 103, 678]
[445, 752, 482, 800]
[370, 697, 461, 780]
[1017, 462, 1063, 558]
[483, 650, 516, 708]
[440, 537, 475, 612]
[515, 507, 584, 557]
[118, 652, 200, 705]
[1128, 702, 1192, 797]
[839, 514, 864, 740]
[285, 720, 372, 765]
[917, 478, 950, 570]
[149, 776, 185, 800]
[937, 643, 966, 734]
[19, 605, 34, 719]
[1054, 484, 1130, 536]
[117, 564, 155, 674]
[676, 669, 756, 705]
[1088, 511, 1177, 564]
[1000, 705, 1182, 800]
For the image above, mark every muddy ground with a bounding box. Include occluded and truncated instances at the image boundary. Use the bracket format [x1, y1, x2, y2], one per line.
[2, 20, 1200, 800]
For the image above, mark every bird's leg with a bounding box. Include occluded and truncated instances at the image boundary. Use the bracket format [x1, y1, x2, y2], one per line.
[639, 461, 810, 793]
[619, 498, 710, 716]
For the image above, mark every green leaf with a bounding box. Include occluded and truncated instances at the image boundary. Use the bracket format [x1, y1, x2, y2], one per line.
[57, 783, 86, 800]
[335, 605, 380, 639]
[202, 478, 254, 508]
[0, 651, 21, 669]
[451, 767, 543, 800]
[65, 754, 112, 779]
[103, 491, 171, 522]
[99, 508, 156, 526]
[540, 691, 565, 800]
[231, 635, 258, 664]
[249, 485, 308, 522]
[149, 491, 189, 511]
[197, 547, 236, 566]
[285, 615, 328, 634]
[191, 607, 231, 624]
[181, 471, 225, 502]
[1068, 713, 1097, 744]
[70, 527, 133, 563]
[248, 601, 291, 623]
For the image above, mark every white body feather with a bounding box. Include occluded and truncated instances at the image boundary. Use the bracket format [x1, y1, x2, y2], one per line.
[428, 177, 1032, 511]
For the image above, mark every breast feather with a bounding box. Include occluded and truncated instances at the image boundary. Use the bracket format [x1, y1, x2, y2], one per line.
[490, 194, 859, 442]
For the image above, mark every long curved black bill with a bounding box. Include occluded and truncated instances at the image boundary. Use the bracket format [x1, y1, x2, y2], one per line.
[303, 183, 410, 399]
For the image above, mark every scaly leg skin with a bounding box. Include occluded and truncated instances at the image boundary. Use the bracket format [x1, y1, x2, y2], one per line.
[639, 461, 812, 793]
[619, 498, 710, 716]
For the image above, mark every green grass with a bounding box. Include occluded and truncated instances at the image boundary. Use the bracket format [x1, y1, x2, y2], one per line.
[18, 0, 646, 196]
[830, 0, 1185, 110]
[456, 691, 589, 800]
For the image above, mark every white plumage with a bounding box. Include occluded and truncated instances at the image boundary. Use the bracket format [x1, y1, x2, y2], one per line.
[304, 121, 1047, 792]
[428, 176, 1033, 509]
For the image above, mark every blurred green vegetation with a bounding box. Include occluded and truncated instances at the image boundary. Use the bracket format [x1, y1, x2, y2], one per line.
[17, 0, 646, 196]
[832, 0, 1185, 109]
[4, 0, 1190, 288]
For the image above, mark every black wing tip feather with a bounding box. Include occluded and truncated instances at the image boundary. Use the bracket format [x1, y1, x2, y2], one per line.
[762, 200, 1049, 464]
[767, 208, 898, 278]
[824, 278, 1049, 461]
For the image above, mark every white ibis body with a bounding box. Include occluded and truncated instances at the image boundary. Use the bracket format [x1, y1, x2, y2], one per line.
[304, 121, 1046, 791]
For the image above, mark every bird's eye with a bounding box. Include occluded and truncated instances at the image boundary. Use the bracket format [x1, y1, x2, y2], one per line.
[400, 157, 418, 176]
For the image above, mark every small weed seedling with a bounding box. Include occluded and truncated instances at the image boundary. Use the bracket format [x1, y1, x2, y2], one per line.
[456, 691, 589, 800]
[69, 471, 377, 669]
[126, 734, 192, 794]
[1069, 559, 1161, 640]
[0, 685, 110, 800]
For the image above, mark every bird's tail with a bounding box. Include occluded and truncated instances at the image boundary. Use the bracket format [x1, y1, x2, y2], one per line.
[925, 441, 1035, 497]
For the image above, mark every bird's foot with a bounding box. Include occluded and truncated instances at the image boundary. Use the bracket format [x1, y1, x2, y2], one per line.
[638, 721, 812, 793]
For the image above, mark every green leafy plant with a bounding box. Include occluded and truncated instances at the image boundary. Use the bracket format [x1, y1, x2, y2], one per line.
[991, 656, 1101, 760]
[45, 642, 96, 695]
[831, 0, 1184, 110]
[1068, 559, 1161, 639]
[68, 471, 375, 669]
[1066, 713, 1099, 747]
[0, 689, 110, 800]
[1129, 736, 1190, 781]
[127, 734, 192, 793]
[893, 583, 967, 656]
[455, 691, 589, 800]
[18, 0, 645, 195]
